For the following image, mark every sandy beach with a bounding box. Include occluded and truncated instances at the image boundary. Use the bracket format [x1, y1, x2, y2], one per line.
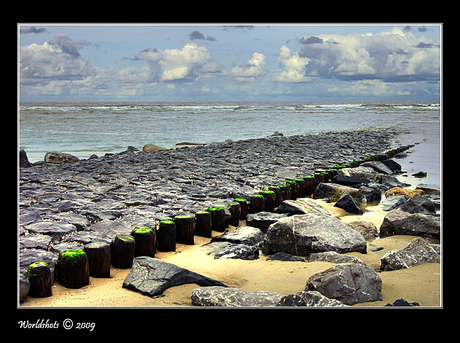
[21, 201, 441, 308]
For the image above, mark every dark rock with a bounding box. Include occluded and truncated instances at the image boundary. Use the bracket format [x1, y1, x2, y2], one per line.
[398, 194, 436, 214]
[415, 186, 440, 195]
[20, 150, 32, 168]
[353, 185, 381, 207]
[262, 213, 367, 257]
[266, 252, 305, 262]
[361, 161, 393, 175]
[380, 175, 410, 189]
[214, 243, 259, 260]
[379, 209, 440, 238]
[246, 211, 289, 234]
[191, 286, 285, 307]
[380, 237, 440, 271]
[211, 226, 264, 246]
[24, 221, 77, 241]
[44, 151, 79, 163]
[334, 192, 363, 215]
[332, 175, 371, 187]
[344, 220, 378, 240]
[380, 159, 402, 173]
[19, 234, 53, 250]
[305, 263, 382, 305]
[412, 171, 427, 178]
[277, 291, 347, 307]
[123, 256, 226, 297]
[275, 198, 330, 216]
[385, 298, 420, 306]
[380, 195, 408, 211]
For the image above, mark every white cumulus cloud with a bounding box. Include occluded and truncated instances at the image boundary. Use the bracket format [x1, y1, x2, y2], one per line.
[230, 52, 266, 82]
[274, 45, 311, 83]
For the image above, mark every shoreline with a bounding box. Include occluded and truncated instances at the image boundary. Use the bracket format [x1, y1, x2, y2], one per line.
[19, 126, 441, 307]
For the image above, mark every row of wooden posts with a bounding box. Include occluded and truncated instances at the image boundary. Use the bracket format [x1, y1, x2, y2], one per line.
[25, 145, 414, 297]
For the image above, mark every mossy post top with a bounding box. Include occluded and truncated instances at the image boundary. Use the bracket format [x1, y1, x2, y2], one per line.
[174, 214, 194, 219]
[26, 261, 48, 278]
[206, 206, 224, 212]
[159, 220, 175, 225]
[61, 249, 87, 262]
[132, 226, 152, 234]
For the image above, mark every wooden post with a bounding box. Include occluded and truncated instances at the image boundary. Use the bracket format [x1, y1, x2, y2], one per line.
[296, 179, 306, 198]
[249, 194, 265, 214]
[288, 180, 298, 200]
[269, 186, 283, 207]
[56, 249, 89, 289]
[259, 190, 276, 212]
[234, 198, 248, 220]
[157, 220, 176, 251]
[26, 262, 52, 298]
[131, 226, 156, 257]
[227, 202, 241, 227]
[174, 215, 195, 245]
[277, 185, 288, 203]
[111, 235, 136, 269]
[195, 211, 212, 238]
[84, 242, 111, 278]
[304, 176, 316, 196]
[207, 206, 227, 232]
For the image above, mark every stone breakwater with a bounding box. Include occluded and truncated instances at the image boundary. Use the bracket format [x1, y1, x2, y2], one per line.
[19, 127, 398, 303]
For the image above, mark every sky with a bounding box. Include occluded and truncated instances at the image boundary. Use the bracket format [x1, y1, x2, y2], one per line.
[18, 24, 441, 102]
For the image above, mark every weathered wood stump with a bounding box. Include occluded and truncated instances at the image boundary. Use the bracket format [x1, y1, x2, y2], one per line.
[195, 212, 212, 238]
[111, 235, 136, 269]
[157, 220, 176, 251]
[296, 178, 306, 198]
[304, 176, 316, 196]
[84, 242, 111, 278]
[174, 215, 195, 245]
[287, 180, 298, 200]
[227, 202, 241, 227]
[207, 206, 227, 232]
[131, 226, 156, 257]
[234, 198, 248, 220]
[26, 261, 52, 298]
[278, 184, 288, 201]
[249, 194, 265, 214]
[269, 185, 283, 207]
[259, 190, 276, 212]
[56, 249, 89, 289]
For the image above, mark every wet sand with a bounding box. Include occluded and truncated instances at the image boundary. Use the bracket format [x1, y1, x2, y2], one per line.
[21, 200, 441, 308]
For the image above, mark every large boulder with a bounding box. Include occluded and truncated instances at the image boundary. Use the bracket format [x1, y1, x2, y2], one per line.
[305, 263, 382, 305]
[123, 257, 226, 297]
[334, 192, 363, 214]
[313, 182, 359, 202]
[214, 244, 259, 260]
[379, 209, 440, 238]
[345, 220, 378, 240]
[385, 187, 424, 198]
[246, 212, 289, 234]
[191, 286, 285, 307]
[142, 143, 167, 152]
[262, 213, 367, 257]
[380, 195, 408, 211]
[275, 198, 330, 216]
[20, 149, 32, 168]
[398, 194, 436, 214]
[44, 151, 79, 163]
[336, 166, 379, 183]
[380, 237, 440, 271]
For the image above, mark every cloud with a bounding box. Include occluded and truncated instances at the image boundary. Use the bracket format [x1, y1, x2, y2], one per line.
[20, 33, 93, 84]
[138, 43, 222, 82]
[222, 25, 254, 32]
[229, 52, 266, 82]
[274, 45, 311, 83]
[188, 30, 217, 41]
[20, 26, 47, 34]
[295, 26, 440, 82]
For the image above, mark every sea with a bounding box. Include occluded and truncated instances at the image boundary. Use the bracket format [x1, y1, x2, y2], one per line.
[19, 101, 441, 188]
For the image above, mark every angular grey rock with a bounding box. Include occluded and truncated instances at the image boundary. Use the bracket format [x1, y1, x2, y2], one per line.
[379, 209, 440, 238]
[309, 251, 365, 265]
[380, 237, 440, 271]
[19, 234, 53, 250]
[344, 220, 378, 240]
[262, 213, 367, 257]
[275, 198, 330, 216]
[214, 244, 259, 260]
[20, 274, 30, 302]
[211, 226, 264, 246]
[191, 286, 286, 307]
[334, 192, 363, 214]
[360, 161, 393, 175]
[277, 290, 347, 307]
[123, 256, 226, 297]
[380, 195, 408, 211]
[313, 182, 360, 202]
[266, 252, 305, 262]
[246, 212, 289, 234]
[23, 221, 77, 241]
[305, 263, 382, 305]
[336, 166, 379, 183]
